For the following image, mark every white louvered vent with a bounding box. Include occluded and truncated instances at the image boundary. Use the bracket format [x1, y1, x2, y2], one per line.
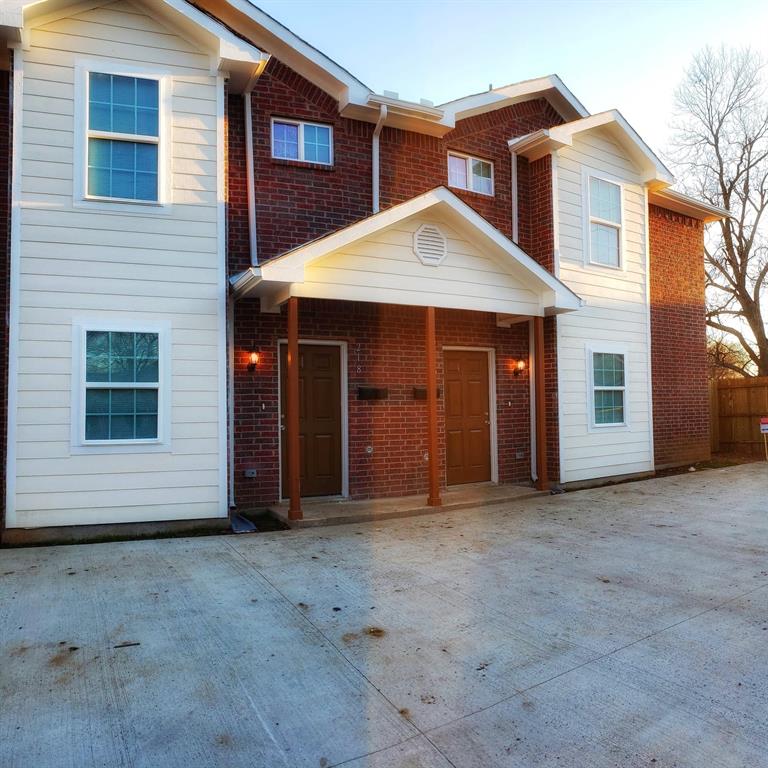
[413, 224, 447, 266]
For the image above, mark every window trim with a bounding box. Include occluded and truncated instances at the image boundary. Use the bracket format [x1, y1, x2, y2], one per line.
[73, 60, 171, 211]
[586, 343, 630, 431]
[71, 320, 172, 454]
[447, 151, 495, 196]
[270, 117, 334, 166]
[583, 169, 625, 270]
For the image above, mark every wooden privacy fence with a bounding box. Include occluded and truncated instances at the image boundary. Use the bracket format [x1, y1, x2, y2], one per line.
[710, 376, 768, 456]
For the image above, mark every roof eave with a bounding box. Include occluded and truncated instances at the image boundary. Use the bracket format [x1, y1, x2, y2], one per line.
[649, 189, 731, 222]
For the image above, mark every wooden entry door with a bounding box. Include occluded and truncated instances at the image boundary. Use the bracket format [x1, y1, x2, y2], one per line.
[444, 350, 492, 485]
[280, 344, 343, 498]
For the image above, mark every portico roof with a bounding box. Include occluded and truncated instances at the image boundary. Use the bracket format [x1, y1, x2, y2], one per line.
[230, 187, 583, 317]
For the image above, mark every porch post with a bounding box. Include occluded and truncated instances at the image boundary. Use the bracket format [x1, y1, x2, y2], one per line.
[287, 296, 302, 520]
[425, 306, 441, 507]
[534, 315, 548, 491]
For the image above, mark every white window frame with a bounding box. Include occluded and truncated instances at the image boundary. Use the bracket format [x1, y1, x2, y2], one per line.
[447, 151, 495, 196]
[270, 117, 334, 165]
[583, 168, 625, 270]
[70, 320, 172, 454]
[73, 59, 172, 213]
[586, 343, 630, 431]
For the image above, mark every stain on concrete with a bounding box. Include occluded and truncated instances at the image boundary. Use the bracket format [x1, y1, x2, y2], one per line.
[364, 626, 386, 638]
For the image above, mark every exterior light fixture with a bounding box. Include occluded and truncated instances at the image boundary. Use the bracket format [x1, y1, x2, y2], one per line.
[247, 351, 260, 372]
[513, 359, 526, 376]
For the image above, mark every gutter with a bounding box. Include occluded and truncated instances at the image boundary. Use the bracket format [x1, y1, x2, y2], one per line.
[243, 81, 259, 265]
[372, 104, 387, 213]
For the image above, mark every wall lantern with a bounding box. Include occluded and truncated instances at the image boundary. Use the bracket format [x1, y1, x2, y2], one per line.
[512, 358, 526, 377]
[247, 351, 260, 372]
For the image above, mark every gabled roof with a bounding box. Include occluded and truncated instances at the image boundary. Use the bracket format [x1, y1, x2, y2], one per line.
[439, 75, 589, 124]
[509, 109, 675, 187]
[231, 187, 583, 316]
[1, 0, 271, 91]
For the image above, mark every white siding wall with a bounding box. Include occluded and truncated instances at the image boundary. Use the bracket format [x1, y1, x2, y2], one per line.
[7, 0, 226, 527]
[555, 130, 653, 482]
[297, 216, 543, 316]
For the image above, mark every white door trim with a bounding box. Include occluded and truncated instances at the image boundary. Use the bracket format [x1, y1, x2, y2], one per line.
[442, 346, 499, 484]
[277, 339, 349, 501]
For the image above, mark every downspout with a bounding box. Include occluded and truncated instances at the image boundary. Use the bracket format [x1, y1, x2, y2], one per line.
[372, 104, 387, 213]
[228, 81, 260, 510]
[510, 151, 519, 243]
[243, 90, 258, 265]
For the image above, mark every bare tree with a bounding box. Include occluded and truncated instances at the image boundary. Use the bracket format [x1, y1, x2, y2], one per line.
[707, 332, 754, 379]
[671, 46, 768, 376]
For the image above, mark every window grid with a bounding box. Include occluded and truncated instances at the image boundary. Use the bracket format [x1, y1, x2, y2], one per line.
[84, 331, 160, 443]
[447, 152, 494, 196]
[588, 176, 621, 268]
[271, 119, 333, 165]
[592, 352, 626, 426]
[86, 72, 160, 202]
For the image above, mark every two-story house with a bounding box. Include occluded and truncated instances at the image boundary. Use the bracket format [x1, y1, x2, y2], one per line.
[0, 0, 728, 542]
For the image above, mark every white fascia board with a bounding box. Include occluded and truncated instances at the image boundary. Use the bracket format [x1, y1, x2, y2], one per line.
[439, 75, 589, 125]
[508, 129, 570, 161]
[259, 186, 583, 312]
[549, 110, 675, 186]
[649, 188, 731, 222]
[198, 0, 370, 107]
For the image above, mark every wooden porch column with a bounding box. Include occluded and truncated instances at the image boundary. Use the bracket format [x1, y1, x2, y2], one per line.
[534, 316, 548, 492]
[425, 306, 441, 507]
[287, 296, 302, 520]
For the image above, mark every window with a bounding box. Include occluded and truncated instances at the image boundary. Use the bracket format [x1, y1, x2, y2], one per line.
[447, 152, 494, 196]
[588, 177, 622, 267]
[87, 72, 160, 202]
[271, 119, 332, 165]
[591, 351, 626, 426]
[84, 331, 160, 442]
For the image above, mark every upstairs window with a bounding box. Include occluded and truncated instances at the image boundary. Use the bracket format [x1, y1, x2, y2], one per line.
[588, 177, 622, 267]
[271, 119, 333, 165]
[87, 72, 160, 202]
[84, 331, 160, 442]
[448, 152, 494, 196]
[591, 351, 626, 426]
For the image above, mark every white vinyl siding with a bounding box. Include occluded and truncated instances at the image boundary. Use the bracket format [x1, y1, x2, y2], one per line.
[295, 216, 543, 316]
[555, 128, 653, 482]
[8, 0, 226, 528]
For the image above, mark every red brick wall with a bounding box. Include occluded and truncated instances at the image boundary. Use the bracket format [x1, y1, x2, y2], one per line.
[233, 299, 531, 507]
[225, 57, 564, 272]
[648, 204, 710, 468]
[0, 64, 11, 527]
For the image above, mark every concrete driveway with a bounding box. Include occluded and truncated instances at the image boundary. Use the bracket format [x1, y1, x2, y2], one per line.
[1, 463, 766, 768]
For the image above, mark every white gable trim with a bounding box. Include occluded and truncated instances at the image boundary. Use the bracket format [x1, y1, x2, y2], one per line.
[230, 187, 583, 316]
[510, 110, 674, 187]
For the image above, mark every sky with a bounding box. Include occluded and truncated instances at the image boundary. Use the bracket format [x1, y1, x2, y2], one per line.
[255, 0, 768, 159]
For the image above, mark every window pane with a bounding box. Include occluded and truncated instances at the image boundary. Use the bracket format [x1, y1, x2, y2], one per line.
[87, 139, 158, 201]
[89, 73, 158, 138]
[84, 388, 158, 441]
[593, 353, 625, 388]
[590, 177, 621, 223]
[590, 222, 620, 266]
[594, 389, 625, 425]
[471, 159, 493, 195]
[86, 331, 159, 384]
[85, 415, 109, 441]
[448, 155, 468, 190]
[110, 414, 135, 440]
[85, 389, 110, 414]
[272, 122, 299, 160]
[303, 124, 331, 164]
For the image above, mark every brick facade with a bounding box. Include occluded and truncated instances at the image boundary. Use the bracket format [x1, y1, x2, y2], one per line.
[233, 299, 531, 507]
[225, 58, 565, 501]
[648, 204, 710, 468]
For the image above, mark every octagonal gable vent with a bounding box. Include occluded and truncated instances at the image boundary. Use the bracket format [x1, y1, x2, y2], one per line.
[413, 223, 447, 266]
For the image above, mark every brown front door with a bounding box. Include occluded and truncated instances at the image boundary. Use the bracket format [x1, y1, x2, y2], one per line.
[444, 349, 492, 485]
[280, 344, 343, 498]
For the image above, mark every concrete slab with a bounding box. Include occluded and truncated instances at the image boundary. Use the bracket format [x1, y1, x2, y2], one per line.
[269, 482, 542, 528]
[1, 462, 767, 767]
